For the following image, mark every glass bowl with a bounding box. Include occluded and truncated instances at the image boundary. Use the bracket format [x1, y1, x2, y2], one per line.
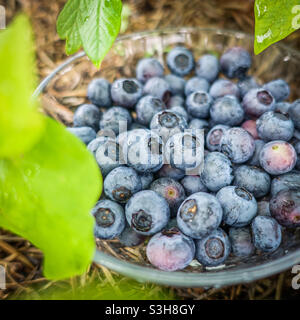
[35, 27, 300, 288]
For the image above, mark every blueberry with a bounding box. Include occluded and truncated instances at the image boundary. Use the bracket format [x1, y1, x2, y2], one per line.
[217, 186, 257, 227]
[233, 165, 271, 198]
[237, 76, 259, 98]
[263, 79, 290, 102]
[195, 228, 231, 267]
[184, 77, 210, 96]
[241, 120, 258, 139]
[87, 78, 112, 108]
[210, 95, 244, 126]
[139, 172, 154, 189]
[271, 172, 300, 197]
[164, 131, 204, 173]
[150, 110, 187, 143]
[125, 190, 170, 235]
[275, 102, 291, 114]
[167, 95, 185, 108]
[257, 199, 271, 217]
[166, 46, 195, 76]
[229, 227, 254, 258]
[270, 189, 300, 228]
[67, 126, 96, 145]
[143, 77, 171, 103]
[201, 152, 233, 192]
[92, 200, 125, 239]
[146, 228, 195, 271]
[170, 105, 189, 122]
[99, 106, 132, 136]
[164, 74, 186, 96]
[73, 104, 101, 131]
[186, 91, 213, 118]
[118, 224, 146, 247]
[180, 175, 208, 195]
[188, 118, 209, 132]
[111, 78, 143, 108]
[220, 47, 251, 79]
[135, 95, 164, 126]
[251, 216, 282, 252]
[95, 138, 123, 176]
[206, 124, 229, 152]
[259, 140, 297, 175]
[242, 88, 275, 117]
[256, 111, 294, 141]
[122, 129, 164, 173]
[104, 166, 142, 203]
[157, 164, 185, 181]
[87, 136, 110, 155]
[195, 54, 219, 83]
[150, 177, 186, 216]
[288, 99, 300, 130]
[247, 139, 265, 166]
[209, 79, 240, 99]
[177, 192, 223, 239]
[220, 127, 255, 164]
[136, 58, 164, 83]
[130, 122, 147, 130]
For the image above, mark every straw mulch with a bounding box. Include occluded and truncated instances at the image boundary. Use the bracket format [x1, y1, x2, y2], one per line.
[0, 0, 300, 300]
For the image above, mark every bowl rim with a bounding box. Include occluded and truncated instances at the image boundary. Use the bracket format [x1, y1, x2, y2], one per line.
[36, 27, 300, 287]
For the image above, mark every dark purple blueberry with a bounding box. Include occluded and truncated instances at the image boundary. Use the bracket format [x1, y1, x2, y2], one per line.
[247, 139, 265, 166]
[217, 186, 257, 227]
[237, 76, 259, 98]
[201, 152, 233, 192]
[210, 95, 244, 126]
[220, 47, 251, 79]
[164, 74, 186, 96]
[135, 95, 164, 126]
[209, 79, 240, 99]
[92, 200, 125, 240]
[180, 175, 208, 195]
[146, 228, 195, 271]
[186, 91, 213, 118]
[206, 124, 229, 152]
[118, 224, 146, 247]
[87, 78, 112, 108]
[73, 104, 101, 131]
[251, 216, 282, 252]
[288, 99, 300, 130]
[195, 54, 219, 83]
[259, 141, 297, 175]
[177, 192, 223, 239]
[241, 120, 258, 139]
[125, 190, 170, 235]
[111, 78, 143, 108]
[136, 58, 164, 83]
[104, 166, 142, 203]
[233, 165, 271, 198]
[184, 77, 210, 96]
[150, 177, 185, 216]
[157, 164, 185, 181]
[271, 172, 300, 197]
[166, 46, 195, 76]
[242, 88, 275, 117]
[229, 227, 254, 258]
[220, 127, 255, 164]
[195, 228, 231, 267]
[256, 111, 294, 142]
[143, 77, 171, 104]
[270, 189, 300, 227]
[263, 79, 290, 102]
[99, 106, 132, 135]
[67, 126, 96, 145]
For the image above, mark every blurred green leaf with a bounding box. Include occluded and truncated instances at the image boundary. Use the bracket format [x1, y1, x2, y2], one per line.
[254, 0, 300, 54]
[0, 15, 44, 158]
[57, 0, 123, 68]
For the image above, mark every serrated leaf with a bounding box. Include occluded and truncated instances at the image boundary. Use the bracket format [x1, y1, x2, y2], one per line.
[57, 0, 122, 67]
[0, 118, 102, 280]
[254, 0, 300, 54]
[0, 15, 44, 157]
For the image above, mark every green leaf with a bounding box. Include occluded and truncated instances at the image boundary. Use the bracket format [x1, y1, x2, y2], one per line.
[57, 0, 123, 68]
[0, 117, 102, 280]
[0, 15, 44, 158]
[254, 0, 300, 54]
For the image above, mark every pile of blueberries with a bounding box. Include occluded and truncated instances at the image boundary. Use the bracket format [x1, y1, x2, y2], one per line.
[67, 46, 300, 272]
